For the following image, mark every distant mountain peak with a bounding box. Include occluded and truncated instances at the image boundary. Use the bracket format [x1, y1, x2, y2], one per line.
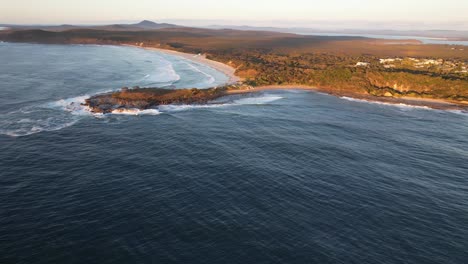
[137, 20, 159, 26]
[132, 20, 180, 29]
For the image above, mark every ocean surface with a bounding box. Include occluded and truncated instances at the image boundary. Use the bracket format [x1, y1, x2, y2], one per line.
[1, 43, 468, 264]
[298, 32, 468, 46]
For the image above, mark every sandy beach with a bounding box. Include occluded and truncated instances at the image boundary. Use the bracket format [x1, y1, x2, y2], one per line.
[123, 44, 241, 84]
[122, 44, 468, 111]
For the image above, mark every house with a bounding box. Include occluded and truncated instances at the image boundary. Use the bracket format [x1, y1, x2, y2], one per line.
[379, 58, 401, 64]
[356, 62, 370, 67]
[380, 59, 394, 64]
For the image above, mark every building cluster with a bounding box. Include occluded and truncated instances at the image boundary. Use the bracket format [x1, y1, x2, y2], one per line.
[378, 57, 468, 74]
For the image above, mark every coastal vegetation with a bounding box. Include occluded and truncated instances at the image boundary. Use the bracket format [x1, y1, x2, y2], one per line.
[1, 27, 467, 105]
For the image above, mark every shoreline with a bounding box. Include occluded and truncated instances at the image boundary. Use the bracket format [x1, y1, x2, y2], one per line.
[2, 42, 466, 111]
[122, 44, 242, 85]
[121, 45, 467, 111]
[227, 85, 468, 111]
[89, 44, 465, 112]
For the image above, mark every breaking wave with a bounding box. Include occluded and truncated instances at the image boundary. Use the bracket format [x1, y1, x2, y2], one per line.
[111, 109, 161, 115]
[0, 93, 284, 137]
[232, 96, 283, 105]
[447, 110, 468, 116]
[139, 57, 181, 85]
[183, 62, 216, 85]
[0, 43, 236, 137]
[111, 94, 284, 115]
[0, 107, 81, 137]
[0, 118, 79, 137]
[158, 104, 225, 112]
[47, 95, 93, 115]
[340, 96, 432, 110]
[0, 95, 96, 137]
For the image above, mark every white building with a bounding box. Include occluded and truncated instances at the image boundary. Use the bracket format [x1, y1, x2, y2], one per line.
[356, 62, 370, 67]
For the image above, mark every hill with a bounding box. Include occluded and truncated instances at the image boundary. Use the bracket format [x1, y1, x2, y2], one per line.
[0, 20, 180, 32]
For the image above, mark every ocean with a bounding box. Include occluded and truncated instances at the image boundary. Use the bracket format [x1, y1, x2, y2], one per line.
[1, 43, 468, 264]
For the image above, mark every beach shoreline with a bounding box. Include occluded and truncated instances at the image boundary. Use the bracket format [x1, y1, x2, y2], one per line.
[227, 85, 468, 110]
[122, 44, 242, 85]
[121, 44, 467, 111]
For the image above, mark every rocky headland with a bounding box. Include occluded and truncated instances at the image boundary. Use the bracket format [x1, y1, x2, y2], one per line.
[84, 82, 468, 114]
[84, 86, 233, 113]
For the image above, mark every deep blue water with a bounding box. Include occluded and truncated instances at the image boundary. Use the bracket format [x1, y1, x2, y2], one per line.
[1, 43, 468, 264]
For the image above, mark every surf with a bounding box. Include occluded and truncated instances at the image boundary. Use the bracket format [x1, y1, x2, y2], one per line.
[140, 57, 181, 85]
[340, 96, 432, 110]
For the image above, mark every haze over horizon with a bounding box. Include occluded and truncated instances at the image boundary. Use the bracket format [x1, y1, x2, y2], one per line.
[1, 0, 468, 30]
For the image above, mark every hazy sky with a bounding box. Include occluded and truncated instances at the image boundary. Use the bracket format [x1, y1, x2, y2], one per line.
[1, 0, 468, 29]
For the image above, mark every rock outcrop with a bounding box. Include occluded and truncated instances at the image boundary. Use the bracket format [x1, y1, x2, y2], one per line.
[83, 87, 229, 113]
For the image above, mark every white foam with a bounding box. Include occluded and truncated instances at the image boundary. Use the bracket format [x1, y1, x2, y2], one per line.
[0, 116, 78, 137]
[17, 118, 33, 124]
[111, 108, 161, 115]
[0, 92, 110, 137]
[157, 95, 284, 112]
[448, 110, 468, 116]
[183, 61, 216, 85]
[158, 104, 226, 112]
[340, 96, 431, 110]
[0, 93, 285, 137]
[232, 96, 283, 105]
[141, 57, 181, 84]
[47, 95, 93, 115]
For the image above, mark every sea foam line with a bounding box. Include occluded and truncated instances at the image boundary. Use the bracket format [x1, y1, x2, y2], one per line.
[183, 61, 216, 84]
[110, 94, 285, 115]
[136, 54, 182, 86]
[111, 109, 161, 115]
[0, 93, 284, 137]
[0, 90, 115, 137]
[340, 96, 432, 110]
